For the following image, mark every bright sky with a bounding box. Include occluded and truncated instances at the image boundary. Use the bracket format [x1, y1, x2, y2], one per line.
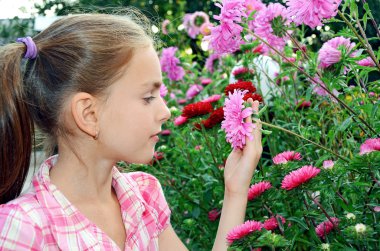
[0, 0, 43, 19]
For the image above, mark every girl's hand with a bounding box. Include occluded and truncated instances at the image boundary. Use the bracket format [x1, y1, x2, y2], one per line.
[223, 99, 262, 197]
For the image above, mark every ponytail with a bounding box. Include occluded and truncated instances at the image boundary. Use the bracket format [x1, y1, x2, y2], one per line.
[0, 43, 34, 204]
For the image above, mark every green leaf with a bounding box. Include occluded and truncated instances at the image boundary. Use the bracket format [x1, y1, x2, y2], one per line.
[261, 129, 272, 135]
[338, 116, 353, 132]
[287, 217, 309, 230]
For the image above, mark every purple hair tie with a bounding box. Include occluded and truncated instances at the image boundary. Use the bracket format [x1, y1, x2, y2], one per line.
[16, 36, 38, 59]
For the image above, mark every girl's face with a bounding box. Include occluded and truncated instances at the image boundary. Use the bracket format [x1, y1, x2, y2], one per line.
[97, 45, 171, 164]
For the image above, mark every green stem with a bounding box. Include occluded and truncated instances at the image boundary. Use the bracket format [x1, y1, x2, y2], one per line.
[261, 121, 350, 162]
[338, 10, 380, 72]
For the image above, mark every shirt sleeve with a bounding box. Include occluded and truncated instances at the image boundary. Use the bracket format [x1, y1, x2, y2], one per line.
[0, 204, 43, 250]
[129, 172, 171, 234]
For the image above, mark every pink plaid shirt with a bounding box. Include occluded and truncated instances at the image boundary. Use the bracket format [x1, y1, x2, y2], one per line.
[0, 155, 171, 250]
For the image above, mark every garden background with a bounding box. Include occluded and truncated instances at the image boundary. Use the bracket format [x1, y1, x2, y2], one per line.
[1, 0, 379, 250]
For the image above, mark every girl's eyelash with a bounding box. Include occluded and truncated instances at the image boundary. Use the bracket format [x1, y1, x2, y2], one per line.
[143, 96, 156, 103]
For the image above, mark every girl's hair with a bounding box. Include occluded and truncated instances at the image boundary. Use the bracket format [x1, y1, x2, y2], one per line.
[0, 13, 154, 204]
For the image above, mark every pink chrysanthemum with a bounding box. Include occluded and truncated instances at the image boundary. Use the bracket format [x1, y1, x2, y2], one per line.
[263, 215, 286, 231]
[245, 0, 266, 30]
[191, 11, 210, 29]
[286, 0, 342, 29]
[253, 3, 291, 54]
[248, 181, 272, 201]
[160, 47, 185, 81]
[205, 53, 221, 73]
[186, 84, 203, 99]
[201, 94, 221, 103]
[174, 116, 188, 126]
[318, 36, 356, 69]
[200, 22, 213, 36]
[359, 138, 380, 155]
[273, 151, 302, 164]
[162, 19, 170, 35]
[221, 90, 253, 150]
[226, 220, 263, 244]
[357, 56, 376, 67]
[160, 83, 168, 98]
[214, 0, 247, 24]
[206, 22, 244, 55]
[183, 13, 199, 39]
[323, 160, 334, 169]
[281, 165, 320, 190]
[315, 218, 339, 239]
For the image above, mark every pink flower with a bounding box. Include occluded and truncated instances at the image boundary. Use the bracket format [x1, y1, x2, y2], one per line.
[183, 13, 199, 39]
[202, 94, 221, 103]
[253, 3, 291, 54]
[245, 0, 266, 30]
[214, 0, 247, 24]
[281, 165, 321, 190]
[318, 36, 356, 68]
[263, 215, 286, 231]
[286, 0, 342, 29]
[200, 22, 213, 36]
[174, 116, 188, 126]
[191, 11, 210, 28]
[315, 218, 339, 239]
[186, 84, 203, 99]
[323, 160, 334, 169]
[296, 100, 311, 109]
[208, 209, 221, 221]
[248, 181, 272, 201]
[357, 56, 376, 67]
[273, 151, 302, 165]
[160, 47, 185, 81]
[160, 83, 168, 97]
[359, 138, 380, 155]
[206, 22, 244, 55]
[205, 53, 221, 73]
[162, 19, 170, 35]
[226, 220, 263, 244]
[160, 129, 171, 136]
[221, 90, 253, 150]
[201, 78, 212, 85]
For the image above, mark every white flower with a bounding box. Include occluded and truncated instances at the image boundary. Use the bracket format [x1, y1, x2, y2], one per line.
[321, 243, 330, 250]
[346, 213, 356, 220]
[169, 106, 178, 112]
[355, 223, 366, 233]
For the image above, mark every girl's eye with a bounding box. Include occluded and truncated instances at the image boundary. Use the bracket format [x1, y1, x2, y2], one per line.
[143, 96, 156, 104]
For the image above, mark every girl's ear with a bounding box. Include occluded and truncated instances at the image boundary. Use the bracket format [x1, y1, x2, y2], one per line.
[70, 92, 99, 138]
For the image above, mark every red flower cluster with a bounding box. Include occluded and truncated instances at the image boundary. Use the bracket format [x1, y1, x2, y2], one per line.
[182, 101, 213, 118]
[208, 209, 221, 221]
[243, 93, 263, 102]
[224, 81, 257, 96]
[194, 107, 224, 130]
[315, 218, 339, 239]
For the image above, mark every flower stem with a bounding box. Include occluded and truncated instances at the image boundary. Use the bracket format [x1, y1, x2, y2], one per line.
[360, 0, 380, 38]
[337, 10, 380, 72]
[260, 121, 350, 162]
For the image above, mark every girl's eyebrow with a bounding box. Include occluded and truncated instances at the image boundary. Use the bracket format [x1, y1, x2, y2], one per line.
[142, 81, 162, 89]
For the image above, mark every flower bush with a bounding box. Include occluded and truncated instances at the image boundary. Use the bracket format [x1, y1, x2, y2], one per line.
[122, 0, 379, 249]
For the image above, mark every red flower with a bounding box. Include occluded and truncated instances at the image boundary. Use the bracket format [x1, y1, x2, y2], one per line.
[243, 93, 263, 102]
[208, 209, 221, 221]
[273, 151, 302, 165]
[203, 107, 224, 129]
[315, 218, 339, 239]
[296, 100, 311, 109]
[226, 220, 263, 244]
[224, 81, 256, 96]
[263, 215, 286, 231]
[182, 101, 213, 118]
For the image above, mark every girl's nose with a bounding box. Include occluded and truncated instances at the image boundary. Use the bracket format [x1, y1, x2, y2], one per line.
[159, 98, 171, 123]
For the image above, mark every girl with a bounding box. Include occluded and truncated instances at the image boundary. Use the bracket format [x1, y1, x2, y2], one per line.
[0, 12, 262, 250]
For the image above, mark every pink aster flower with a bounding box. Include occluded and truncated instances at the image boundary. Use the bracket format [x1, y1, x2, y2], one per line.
[318, 36, 356, 69]
[208, 209, 221, 221]
[160, 47, 185, 81]
[221, 90, 253, 150]
[281, 165, 321, 190]
[160, 129, 171, 136]
[286, 0, 342, 29]
[226, 220, 263, 244]
[174, 116, 188, 126]
[263, 215, 286, 231]
[206, 22, 244, 55]
[191, 11, 210, 29]
[186, 84, 203, 99]
[162, 19, 170, 35]
[323, 160, 334, 169]
[201, 78, 212, 85]
[200, 22, 213, 36]
[201, 94, 221, 103]
[183, 13, 199, 39]
[253, 3, 291, 54]
[160, 83, 168, 98]
[357, 56, 376, 67]
[248, 181, 272, 201]
[315, 218, 339, 239]
[214, 0, 247, 24]
[359, 138, 380, 155]
[205, 53, 221, 73]
[273, 151, 302, 165]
